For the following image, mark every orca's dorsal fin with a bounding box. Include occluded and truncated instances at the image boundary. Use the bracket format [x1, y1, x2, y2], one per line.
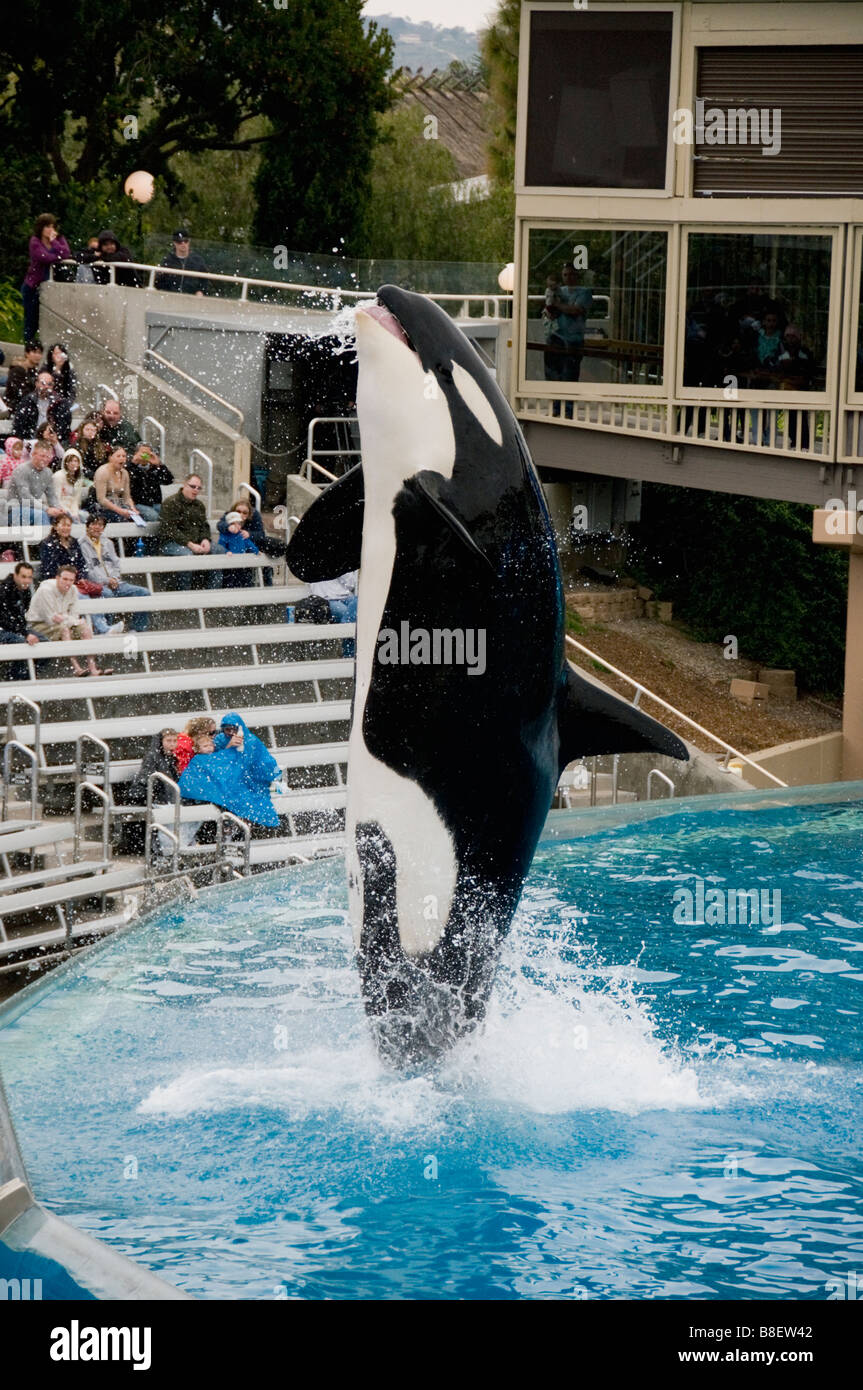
[411, 472, 495, 573]
[558, 665, 689, 773]
[286, 465, 364, 580]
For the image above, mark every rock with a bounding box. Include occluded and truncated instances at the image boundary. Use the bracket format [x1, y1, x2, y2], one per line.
[730, 678, 769, 702]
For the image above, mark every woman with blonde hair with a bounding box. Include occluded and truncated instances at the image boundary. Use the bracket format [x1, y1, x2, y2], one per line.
[175, 715, 218, 774]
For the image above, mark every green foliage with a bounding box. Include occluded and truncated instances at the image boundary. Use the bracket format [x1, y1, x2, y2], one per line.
[480, 0, 520, 184]
[0, 0, 394, 280]
[0, 281, 24, 342]
[363, 105, 514, 264]
[628, 485, 848, 695]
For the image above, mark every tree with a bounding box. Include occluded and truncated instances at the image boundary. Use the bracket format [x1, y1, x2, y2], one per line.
[479, 0, 520, 184]
[0, 1, 393, 276]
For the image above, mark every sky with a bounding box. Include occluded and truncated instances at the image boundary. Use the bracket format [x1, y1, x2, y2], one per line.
[363, 0, 496, 31]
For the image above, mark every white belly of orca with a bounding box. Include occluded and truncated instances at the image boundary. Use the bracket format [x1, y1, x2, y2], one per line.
[347, 317, 460, 958]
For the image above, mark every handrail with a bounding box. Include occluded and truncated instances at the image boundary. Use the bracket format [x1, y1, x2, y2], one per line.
[647, 769, 675, 800]
[141, 415, 166, 459]
[51, 258, 513, 318]
[5, 694, 40, 768]
[565, 635, 788, 789]
[75, 732, 110, 795]
[146, 773, 180, 873]
[306, 417, 360, 462]
[96, 382, 119, 404]
[189, 449, 214, 514]
[1, 741, 37, 823]
[74, 782, 111, 863]
[218, 811, 251, 876]
[300, 458, 338, 484]
[143, 349, 244, 429]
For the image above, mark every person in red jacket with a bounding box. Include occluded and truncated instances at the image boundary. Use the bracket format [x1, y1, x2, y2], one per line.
[21, 215, 71, 341]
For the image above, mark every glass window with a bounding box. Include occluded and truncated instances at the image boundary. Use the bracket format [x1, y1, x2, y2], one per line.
[525, 228, 668, 387]
[526, 10, 673, 189]
[684, 233, 832, 393]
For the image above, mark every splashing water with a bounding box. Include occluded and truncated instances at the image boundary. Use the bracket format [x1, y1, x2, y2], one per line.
[2, 793, 862, 1300]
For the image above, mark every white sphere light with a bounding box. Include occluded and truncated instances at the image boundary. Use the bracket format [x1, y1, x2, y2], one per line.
[124, 170, 155, 204]
[498, 262, 515, 293]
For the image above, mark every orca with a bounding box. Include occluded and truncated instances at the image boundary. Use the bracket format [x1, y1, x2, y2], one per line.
[286, 285, 688, 1066]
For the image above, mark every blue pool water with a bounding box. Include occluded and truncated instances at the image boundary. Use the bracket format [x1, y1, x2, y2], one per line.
[1, 787, 862, 1300]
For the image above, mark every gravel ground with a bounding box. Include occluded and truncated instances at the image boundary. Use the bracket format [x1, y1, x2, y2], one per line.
[565, 607, 841, 756]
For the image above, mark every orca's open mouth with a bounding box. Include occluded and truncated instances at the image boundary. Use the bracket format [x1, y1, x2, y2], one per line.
[357, 300, 416, 354]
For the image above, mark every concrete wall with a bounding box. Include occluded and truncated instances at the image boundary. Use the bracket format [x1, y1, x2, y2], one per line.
[742, 731, 844, 788]
[39, 292, 246, 512]
[589, 740, 750, 800]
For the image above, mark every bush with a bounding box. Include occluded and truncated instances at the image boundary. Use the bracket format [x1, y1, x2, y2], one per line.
[0, 280, 24, 342]
[627, 485, 847, 695]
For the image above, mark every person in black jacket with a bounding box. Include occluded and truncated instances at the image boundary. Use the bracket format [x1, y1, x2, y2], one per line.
[92, 229, 139, 288]
[128, 443, 173, 518]
[12, 371, 72, 442]
[0, 562, 42, 680]
[155, 231, 208, 295]
[117, 728, 181, 855]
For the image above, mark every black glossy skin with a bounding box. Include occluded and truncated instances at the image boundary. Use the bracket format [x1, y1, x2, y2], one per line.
[288, 285, 687, 1066]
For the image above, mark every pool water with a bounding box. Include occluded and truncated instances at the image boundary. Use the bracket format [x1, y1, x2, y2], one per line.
[1, 789, 862, 1300]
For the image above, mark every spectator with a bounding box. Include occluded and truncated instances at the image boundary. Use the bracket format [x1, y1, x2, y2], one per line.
[38, 513, 87, 581]
[43, 343, 77, 401]
[99, 398, 140, 454]
[13, 370, 72, 442]
[54, 447, 88, 519]
[38, 513, 119, 636]
[128, 443, 173, 519]
[217, 497, 283, 586]
[77, 236, 101, 267]
[73, 412, 108, 479]
[5, 441, 67, 524]
[35, 420, 64, 467]
[79, 513, 150, 632]
[155, 230, 208, 295]
[21, 215, 72, 340]
[93, 229, 138, 288]
[179, 711, 280, 828]
[91, 446, 138, 521]
[158, 473, 224, 589]
[547, 260, 593, 384]
[0, 562, 43, 681]
[26, 564, 112, 677]
[216, 509, 259, 588]
[309, 570, 357, 658]
[117, 729, 180, 855]
[175, 716, 218, 774]
[1, 437, 25, 486]
[3, 340, 43, 413]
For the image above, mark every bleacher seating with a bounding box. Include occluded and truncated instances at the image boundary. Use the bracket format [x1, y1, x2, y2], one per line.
[0, 488, 355, 972]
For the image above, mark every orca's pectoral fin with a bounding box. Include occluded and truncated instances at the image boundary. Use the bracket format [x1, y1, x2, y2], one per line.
[412, 473, 495, 573]
[558, 664, 689, 772]
[285, 464, 364, 581]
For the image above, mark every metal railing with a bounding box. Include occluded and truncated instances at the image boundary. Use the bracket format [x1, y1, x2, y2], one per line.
[5, 694, 40, 770]
[143, 349, 244, 431]
[565, 635, 788, 789]
[300, 458, 338, 484]
[51, 258, 512, 319]
[238, 481, 261, 514]
[307, 417, 360, 464]
[141, 415, 166, 459]
[146, 773, 181, 874]
[1, 742, 37, 824]
[218, 811, 251, 876]
[74, 782, 111, 863]
[647, 769, 675, 800]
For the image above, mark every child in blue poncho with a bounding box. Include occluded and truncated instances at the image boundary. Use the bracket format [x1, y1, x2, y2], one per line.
[179, 712, 281, 827]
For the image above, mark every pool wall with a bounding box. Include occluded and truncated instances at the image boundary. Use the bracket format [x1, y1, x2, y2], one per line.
[2, 779, 861, 1300]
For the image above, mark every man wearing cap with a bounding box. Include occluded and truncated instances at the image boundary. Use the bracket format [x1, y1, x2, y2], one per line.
[155, 232, 208, 296]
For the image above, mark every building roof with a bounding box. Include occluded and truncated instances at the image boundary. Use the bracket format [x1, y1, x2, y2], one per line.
[393, 68, 489, 179]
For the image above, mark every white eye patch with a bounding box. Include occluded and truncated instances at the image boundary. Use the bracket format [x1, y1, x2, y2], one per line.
[451, 361, 503, 446]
